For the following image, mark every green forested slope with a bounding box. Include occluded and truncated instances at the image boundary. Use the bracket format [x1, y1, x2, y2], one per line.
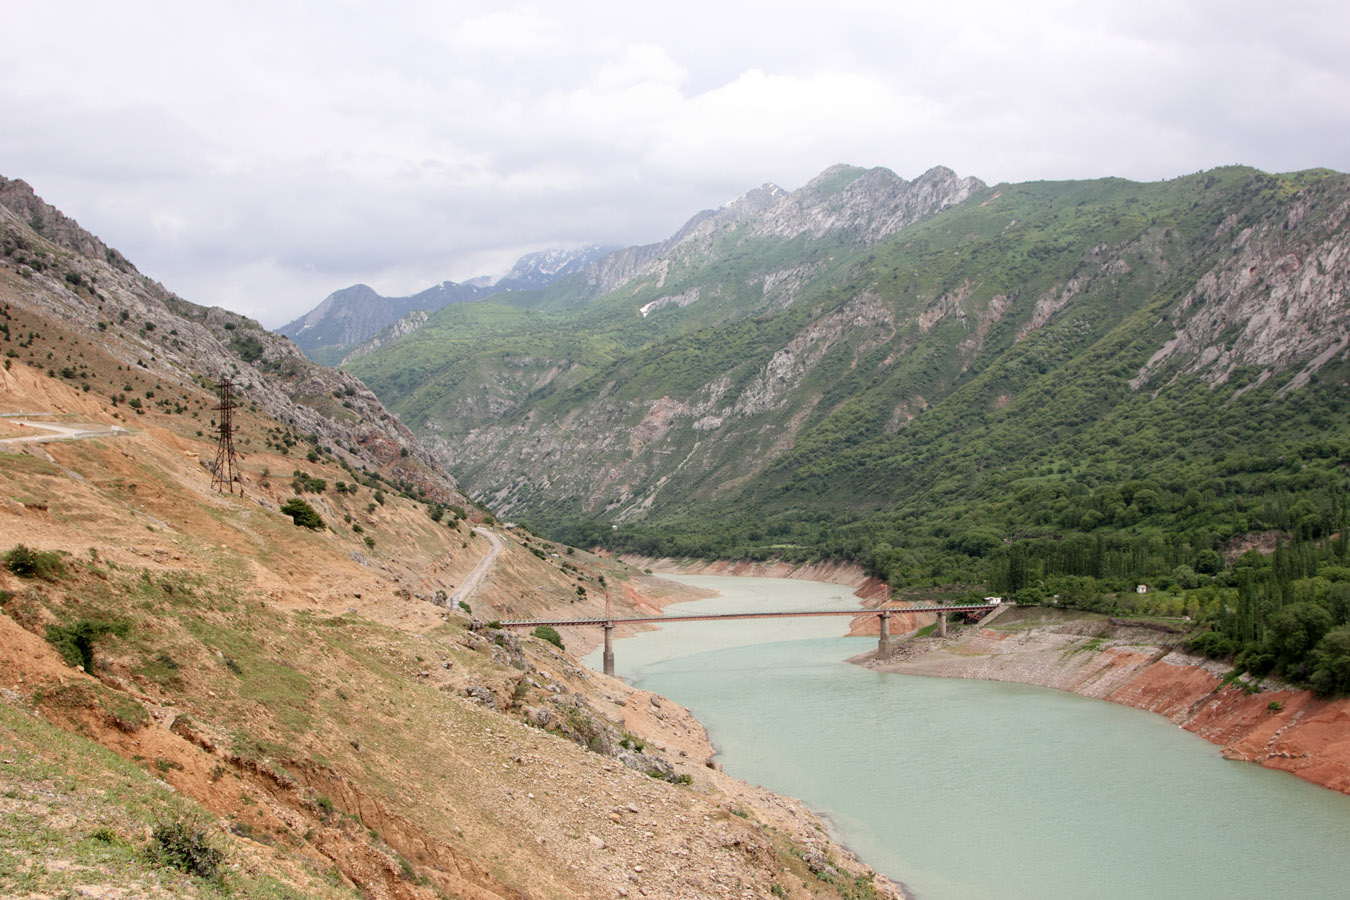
[348, 164, 1350, 690]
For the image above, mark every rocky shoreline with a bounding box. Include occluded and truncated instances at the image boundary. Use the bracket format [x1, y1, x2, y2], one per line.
[859, 607, 1350, 794]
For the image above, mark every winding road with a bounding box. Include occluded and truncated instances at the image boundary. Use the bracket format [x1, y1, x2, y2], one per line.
[447, 527, 503, 608]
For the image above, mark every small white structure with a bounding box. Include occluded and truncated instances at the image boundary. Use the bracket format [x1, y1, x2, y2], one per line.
[1136, 584, 1148, 594]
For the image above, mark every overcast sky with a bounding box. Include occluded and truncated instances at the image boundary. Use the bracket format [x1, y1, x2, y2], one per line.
[5, 1, 1348, 328]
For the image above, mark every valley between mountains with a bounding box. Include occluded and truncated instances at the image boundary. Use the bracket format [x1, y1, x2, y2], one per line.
[2, 152, 1349, 900]
[0, 178, 898, 900]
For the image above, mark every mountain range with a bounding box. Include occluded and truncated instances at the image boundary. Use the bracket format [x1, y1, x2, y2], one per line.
[279, 244, 616, 365]
[338, 162, 1350, 588]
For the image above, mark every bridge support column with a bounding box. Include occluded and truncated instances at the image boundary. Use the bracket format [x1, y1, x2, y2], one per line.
[602, 622, 615, 676]
[877, 611, 890, 660]
[937, 610, 947, 638]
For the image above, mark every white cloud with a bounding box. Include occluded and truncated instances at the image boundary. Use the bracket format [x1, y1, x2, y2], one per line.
[592, 43, 688, 92]
[1, 1, 1347, 327]
[453, 7, 565, 55]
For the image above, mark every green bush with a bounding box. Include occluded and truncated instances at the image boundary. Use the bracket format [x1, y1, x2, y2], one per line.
[1235, 646, 1276, 677]
[290, 471, 326, 493]
[45, 619, 130, 670]
[1186, 630, 1237, 659]
[5, 544, 65, 579]
[280, 497, 324, 530]
[147, 821, 223, 878]
[1310, 626, 1350, 697]
[1266, 602, 1333, 673]
[89, 827, 126, 847]
[533, 625, 565, 650]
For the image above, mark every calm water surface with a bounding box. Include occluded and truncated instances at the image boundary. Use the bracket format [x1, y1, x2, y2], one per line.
[584, 575, 1350, 900]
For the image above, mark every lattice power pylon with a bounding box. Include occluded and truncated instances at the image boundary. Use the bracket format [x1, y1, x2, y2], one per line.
[211, 374, 243, 496]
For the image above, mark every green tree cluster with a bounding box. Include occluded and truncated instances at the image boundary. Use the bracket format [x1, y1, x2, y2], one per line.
[280, 497, 324, 530]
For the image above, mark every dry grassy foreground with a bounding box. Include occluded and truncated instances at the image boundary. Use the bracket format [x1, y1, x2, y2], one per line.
[0, 294, 897, 900]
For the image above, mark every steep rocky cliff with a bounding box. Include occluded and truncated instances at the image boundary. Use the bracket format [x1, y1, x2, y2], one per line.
[1132, 174, 1350, 393]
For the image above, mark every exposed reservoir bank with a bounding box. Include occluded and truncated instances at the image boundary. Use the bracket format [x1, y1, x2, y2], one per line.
[586, 574, 1350, 900]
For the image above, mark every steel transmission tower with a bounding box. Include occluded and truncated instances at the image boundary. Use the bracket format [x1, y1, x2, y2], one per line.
[211, 374, 243, 496]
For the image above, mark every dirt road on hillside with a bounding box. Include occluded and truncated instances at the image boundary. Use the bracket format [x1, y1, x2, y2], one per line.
[448, 527, 503, 609]
[0, 415, 126, 445]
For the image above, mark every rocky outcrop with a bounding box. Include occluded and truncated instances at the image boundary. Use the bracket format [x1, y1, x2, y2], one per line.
[0, 177, 134, 271]
[1133, 177, 1350, 392]
[434, 289, 903, 520]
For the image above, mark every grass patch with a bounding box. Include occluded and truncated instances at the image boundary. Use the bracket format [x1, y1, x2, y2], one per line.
[0, 701, 361, 900]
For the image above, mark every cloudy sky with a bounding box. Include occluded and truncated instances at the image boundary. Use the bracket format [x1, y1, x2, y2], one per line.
[5, 1, 1348, 328]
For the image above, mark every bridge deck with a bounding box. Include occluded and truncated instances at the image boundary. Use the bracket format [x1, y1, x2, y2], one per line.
[500, 604, 1002, 629]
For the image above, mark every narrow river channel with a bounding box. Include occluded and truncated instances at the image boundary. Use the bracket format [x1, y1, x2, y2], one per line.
[584, 574, 1350, 900]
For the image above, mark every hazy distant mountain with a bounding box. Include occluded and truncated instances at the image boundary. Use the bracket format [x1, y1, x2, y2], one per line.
[277, 280, 491, 365]
[278, 244, 618, 364]
[496, 245, 620, 292]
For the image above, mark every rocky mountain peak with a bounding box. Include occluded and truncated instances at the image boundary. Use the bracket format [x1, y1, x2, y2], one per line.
[746, 164, 985, 245]
[0, 176, 135, 271]
[582, 163, 985, 298]
[498, 244, 620, 290]
[288, 283, 382, 335]
[721, 183, 787, 216]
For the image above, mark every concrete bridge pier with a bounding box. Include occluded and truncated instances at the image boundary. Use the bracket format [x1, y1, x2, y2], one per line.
[602, 622, 615, 676]
[877, 611, 891, 660]
[936, 610, 947, 638]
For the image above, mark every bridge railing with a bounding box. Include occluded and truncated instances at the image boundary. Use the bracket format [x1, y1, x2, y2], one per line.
[498, 603, 1005, 629]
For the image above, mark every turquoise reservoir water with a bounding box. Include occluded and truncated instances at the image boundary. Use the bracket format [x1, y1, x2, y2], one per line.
[585, 575, 1350, 900]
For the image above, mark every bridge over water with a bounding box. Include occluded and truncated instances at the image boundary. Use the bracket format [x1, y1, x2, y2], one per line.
[500, 603, 1008, 675]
